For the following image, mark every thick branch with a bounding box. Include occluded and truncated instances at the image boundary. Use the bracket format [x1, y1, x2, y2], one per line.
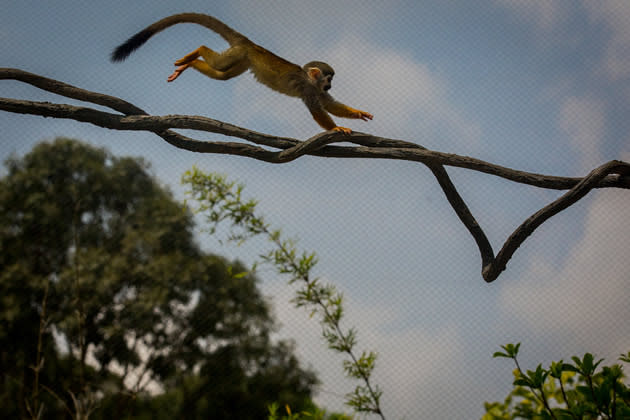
[2, 68, 629, 282]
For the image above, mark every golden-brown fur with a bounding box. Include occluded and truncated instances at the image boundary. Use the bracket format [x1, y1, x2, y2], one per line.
[112, 13, 372, 133]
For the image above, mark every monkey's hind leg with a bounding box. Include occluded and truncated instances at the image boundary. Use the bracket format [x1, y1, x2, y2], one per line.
[173, 49, 201, 66]
[167, 59, 249, 83]
[168, 47, 205, 82]
[168, 45, 248, 82]
[198, 46, 248, 71]
[189, 59, 249, 81]
[174, 46, 247, 69]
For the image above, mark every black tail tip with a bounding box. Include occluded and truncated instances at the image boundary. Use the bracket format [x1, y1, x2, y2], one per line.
[110, 30, 152, 62]
[111, 46, 130, 62]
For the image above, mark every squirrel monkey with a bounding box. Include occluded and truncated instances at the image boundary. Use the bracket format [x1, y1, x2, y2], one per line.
[111, 13, 373, 134]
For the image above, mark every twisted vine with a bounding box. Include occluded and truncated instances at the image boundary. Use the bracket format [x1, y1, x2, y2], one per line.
[2, 68, 629, 282]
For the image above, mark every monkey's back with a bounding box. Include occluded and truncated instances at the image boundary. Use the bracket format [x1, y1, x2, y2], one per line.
[247, 44, 306, 97]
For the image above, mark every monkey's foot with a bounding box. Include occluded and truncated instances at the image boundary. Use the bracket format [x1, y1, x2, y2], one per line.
[166, 65, 188, 82]
[174, 50, 200, 66]
[333, 126, 352, 135]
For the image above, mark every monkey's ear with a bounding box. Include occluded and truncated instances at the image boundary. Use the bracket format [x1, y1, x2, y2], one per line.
[307, 67, 322, 81]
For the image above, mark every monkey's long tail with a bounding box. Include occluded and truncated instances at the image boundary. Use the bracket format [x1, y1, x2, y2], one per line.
[111, 13, 248, 62]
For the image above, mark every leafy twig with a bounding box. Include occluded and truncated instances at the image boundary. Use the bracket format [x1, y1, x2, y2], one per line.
[183, 169, 385, 418]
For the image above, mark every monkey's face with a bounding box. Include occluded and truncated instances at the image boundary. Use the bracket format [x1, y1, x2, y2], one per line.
[312, 69, 333, 92]
[304, 61, 335, 92]
[320, 73, 333, 91]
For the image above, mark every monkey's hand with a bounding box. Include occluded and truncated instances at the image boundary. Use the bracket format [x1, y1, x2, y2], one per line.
[333, 126, 353, 135]
[354, 110, 373, 121]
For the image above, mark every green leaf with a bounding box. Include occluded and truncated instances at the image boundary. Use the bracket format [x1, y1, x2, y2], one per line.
[495, 343, 520, 359]
[514, 377, 533, 387]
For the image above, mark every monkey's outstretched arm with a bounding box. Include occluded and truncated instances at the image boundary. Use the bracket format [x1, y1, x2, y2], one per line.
[323, 97, 373, 121]
[308, 107, 340, 130]
[305, 105, 351, 134]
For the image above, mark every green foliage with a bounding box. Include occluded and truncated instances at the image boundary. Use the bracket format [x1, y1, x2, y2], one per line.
[266, 402, 354, 420]
[494, 343, 521, 359]
[484, 343, 630, 420]
[183, 167, 384, 418]
[1, 138, 317, 419]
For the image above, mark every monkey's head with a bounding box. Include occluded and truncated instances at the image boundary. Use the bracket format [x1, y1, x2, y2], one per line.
[304, 61, 335, 92]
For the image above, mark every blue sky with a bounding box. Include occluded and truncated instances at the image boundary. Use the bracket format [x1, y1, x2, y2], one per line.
[2, 1, 630, 418]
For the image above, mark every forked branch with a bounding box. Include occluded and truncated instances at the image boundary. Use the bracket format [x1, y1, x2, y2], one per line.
[2, 68, 629, 282]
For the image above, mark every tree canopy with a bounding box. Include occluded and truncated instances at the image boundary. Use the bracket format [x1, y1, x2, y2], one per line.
[0, 138, 317, 419]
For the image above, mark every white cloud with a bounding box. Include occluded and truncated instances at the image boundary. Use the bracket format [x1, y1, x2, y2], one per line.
[231, 34, 481, 149]
[498, 0, 630, 80]
[500, 191, 630, 355]
[326, 36, 482, 148]
[266, 278, 463, 417]
[374, 324, 463, 418]
[493, 0, 569, 30]
[583, 0, 630, 81]
[558, 97, 606, 171]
